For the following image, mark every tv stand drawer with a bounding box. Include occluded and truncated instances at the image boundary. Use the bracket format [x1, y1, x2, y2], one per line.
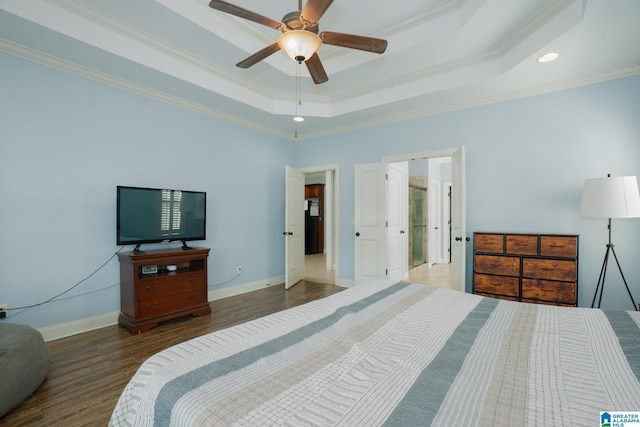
[137, 272, 204, 298]
[138, 289, 207, 319]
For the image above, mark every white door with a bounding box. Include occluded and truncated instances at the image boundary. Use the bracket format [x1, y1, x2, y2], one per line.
[430, 179, 442, 263]
[354, 163, 387, 285]
[387, 162, 408, 282]
[450, 147, 466, 292]
[285, 166, 304, 289]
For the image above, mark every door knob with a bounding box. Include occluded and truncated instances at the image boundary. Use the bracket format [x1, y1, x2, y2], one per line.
[283, 232, 293, 236]
[355, 232, 360, 237]
[400, 230, 405, 234]
[455, 236, 462, 241]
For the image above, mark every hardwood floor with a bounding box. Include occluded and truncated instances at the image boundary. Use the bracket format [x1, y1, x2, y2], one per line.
[408, 262, 453, 289]
[1, 281, 344, 426]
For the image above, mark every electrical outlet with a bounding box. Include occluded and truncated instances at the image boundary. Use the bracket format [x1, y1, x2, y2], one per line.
[237, 267, 243, 275]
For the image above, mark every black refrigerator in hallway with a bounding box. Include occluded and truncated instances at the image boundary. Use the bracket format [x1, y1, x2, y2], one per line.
[305, 208, 319, 254]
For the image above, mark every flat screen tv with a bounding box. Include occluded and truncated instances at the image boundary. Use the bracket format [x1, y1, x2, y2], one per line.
[117, 186, 206, 251]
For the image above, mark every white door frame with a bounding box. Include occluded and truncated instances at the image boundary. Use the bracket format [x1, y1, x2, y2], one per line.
[382, 146, 467, 292]
[444, 181, 452, 262]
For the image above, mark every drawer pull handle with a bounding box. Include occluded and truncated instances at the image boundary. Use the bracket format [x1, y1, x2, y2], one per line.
[490, 263, 503, 267]
[146, 285, 158, 292]
[541, 267, 555, 271]
[549, 244, 565, 248]
[146, 303, 159, 310]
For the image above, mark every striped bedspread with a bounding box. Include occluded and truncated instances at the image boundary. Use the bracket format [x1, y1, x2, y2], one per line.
[110, 280, 640, 426]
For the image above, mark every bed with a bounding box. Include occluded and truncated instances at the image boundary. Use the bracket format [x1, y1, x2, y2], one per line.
[110, 280, 640, 426]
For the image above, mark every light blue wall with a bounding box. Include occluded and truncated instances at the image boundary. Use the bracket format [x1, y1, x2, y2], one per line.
[297, 74, 640, 310]
[0, 53, 294, 328]
[2, 50, 639, 333]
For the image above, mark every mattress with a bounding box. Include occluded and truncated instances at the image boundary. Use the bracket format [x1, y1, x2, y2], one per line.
[110, 280, 640, 426]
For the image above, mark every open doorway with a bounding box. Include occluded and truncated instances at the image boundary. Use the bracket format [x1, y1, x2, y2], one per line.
[303, 168, 338, 285]
[354, 147, 464, 290]
[392, 157, 454, 289]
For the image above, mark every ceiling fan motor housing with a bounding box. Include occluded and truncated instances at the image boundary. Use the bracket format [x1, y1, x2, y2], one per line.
[281, 11, 318, 33]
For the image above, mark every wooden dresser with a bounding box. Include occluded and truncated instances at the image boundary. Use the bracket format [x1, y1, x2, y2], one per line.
[473, 233, 578, 306]
[118, 247, 211, 334]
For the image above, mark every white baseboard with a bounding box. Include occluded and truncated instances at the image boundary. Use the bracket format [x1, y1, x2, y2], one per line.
[38, 311, 119, 342]
[207, 275, 285, 300]
[336, 278, 354, 288]
[38, 275, 287, 342]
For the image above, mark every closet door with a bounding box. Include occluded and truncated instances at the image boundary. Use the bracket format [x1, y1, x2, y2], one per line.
[354, 163, 387, 284]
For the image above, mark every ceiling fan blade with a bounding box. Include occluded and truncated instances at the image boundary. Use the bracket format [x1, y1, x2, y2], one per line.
[320, 31, 388, 54]
[236, 43, 281, 68]
[209, 0, 282, 30]
[305, 53, 328, 84]
[300, 0, 334, 25]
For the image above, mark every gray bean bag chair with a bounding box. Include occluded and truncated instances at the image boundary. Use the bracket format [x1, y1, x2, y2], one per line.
[0, 323, 51, 418]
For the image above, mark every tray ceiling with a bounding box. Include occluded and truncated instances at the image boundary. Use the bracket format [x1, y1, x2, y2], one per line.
[1, 0, 639, 140]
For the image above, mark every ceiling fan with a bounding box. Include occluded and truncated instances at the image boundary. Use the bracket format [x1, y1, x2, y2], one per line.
[209, 0, 388, 84]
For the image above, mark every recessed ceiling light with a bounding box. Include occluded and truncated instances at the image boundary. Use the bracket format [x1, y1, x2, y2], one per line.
[537, 52, 559, 63]
[293, 116, 304, 122]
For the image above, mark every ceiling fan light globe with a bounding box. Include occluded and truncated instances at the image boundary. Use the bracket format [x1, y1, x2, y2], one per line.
[278, 30, 321, 62]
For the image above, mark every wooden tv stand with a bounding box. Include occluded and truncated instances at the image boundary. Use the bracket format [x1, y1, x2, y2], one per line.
[117, 247, 211, 334]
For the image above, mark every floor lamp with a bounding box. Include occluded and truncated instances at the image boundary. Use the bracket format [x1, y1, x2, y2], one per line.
[580, 174, 640, 311]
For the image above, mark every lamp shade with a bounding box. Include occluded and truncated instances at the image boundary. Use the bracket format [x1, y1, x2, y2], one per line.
[278, 30, 322, 62]
[580, 175, 640, 218]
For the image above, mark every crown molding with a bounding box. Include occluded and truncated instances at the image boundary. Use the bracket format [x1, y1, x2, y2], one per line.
[3, 33, 638, 143]
[0, 39, 291, 139]
[296, 65, 640, 141]
[46, 0, 279, 99]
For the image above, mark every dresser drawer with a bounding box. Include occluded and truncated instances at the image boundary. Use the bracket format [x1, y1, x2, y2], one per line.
[475, 292, 520, 302]
[475, 255, 520, 276]
[522, 279, 576, 305]
[520, 298, 575, 307]
[540, 236, 577, 258]
[506, 235, 538, 255]
[475, 234, 504, 253]
[474, 274, 519, 297]
[138, 289, 207, 319]
[522, 258, 576, 282]
[137, 272, 204, 299]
